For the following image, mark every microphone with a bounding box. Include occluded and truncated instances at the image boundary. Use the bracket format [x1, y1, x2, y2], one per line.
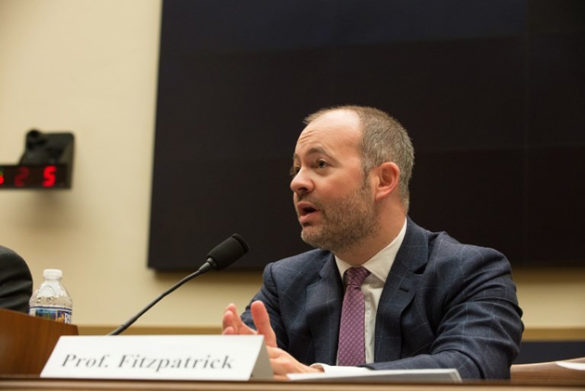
[108, 233, 248, 336]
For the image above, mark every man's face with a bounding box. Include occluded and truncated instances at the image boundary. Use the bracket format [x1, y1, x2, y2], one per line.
[290, 110, 378, 253]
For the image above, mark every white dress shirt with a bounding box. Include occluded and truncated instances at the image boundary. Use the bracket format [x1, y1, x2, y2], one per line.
[334, 218, 407, 364]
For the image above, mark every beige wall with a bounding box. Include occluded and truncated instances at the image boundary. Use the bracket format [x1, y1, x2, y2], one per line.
[1, 0, 583, 337]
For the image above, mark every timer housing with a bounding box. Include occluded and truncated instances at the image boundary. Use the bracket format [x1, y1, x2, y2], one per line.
[0, 130, 74, 189]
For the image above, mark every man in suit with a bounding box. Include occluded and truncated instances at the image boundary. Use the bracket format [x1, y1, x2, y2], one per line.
[223, 106, 523, 379]
[0, 245, 33, 313]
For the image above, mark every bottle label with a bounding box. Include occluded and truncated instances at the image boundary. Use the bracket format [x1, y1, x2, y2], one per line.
[31, 306, 72, 324]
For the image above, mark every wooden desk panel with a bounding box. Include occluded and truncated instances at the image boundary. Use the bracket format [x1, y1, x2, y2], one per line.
[0, 309, 78, 375]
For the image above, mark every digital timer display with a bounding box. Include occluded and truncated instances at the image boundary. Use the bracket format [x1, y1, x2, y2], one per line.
[0, 165, 70, 189]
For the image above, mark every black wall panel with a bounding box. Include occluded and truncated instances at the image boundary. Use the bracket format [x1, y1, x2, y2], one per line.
[149, 0, 585, 270]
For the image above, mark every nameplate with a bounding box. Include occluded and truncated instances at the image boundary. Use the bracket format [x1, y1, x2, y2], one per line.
[41, 335, 272, 381]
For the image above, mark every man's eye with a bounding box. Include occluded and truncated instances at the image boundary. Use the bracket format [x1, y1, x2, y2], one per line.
[317, 160, 328, 168]
[290, 166, 300, 177]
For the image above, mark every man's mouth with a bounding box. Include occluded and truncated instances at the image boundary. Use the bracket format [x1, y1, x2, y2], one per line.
[296, 201, 320, 224]
[299, 205, 317, 216]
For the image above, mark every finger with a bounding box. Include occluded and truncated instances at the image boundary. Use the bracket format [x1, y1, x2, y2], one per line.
[225, 303, 238, 314]
[222, 303, 257, 335]
[222, 326, 235, 335]
[222, 311, 236, 335]
[222, 304, 244, 333]
[222, 304, 238, 332]
[250, 300, 278, 347]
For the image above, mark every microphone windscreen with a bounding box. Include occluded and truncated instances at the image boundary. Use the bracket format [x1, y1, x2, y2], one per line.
[206, 233, 249, 269]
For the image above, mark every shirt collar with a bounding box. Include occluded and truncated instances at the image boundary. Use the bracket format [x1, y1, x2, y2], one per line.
[335, 218, 407, 283]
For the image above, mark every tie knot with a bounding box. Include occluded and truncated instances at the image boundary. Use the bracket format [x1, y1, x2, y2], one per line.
[344, 267, 370, 287]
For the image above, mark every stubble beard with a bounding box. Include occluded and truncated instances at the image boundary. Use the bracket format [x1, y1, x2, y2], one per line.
[300, 181, 378, 254]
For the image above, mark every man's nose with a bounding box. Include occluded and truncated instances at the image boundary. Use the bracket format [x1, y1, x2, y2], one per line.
[290, 168, 313, 196]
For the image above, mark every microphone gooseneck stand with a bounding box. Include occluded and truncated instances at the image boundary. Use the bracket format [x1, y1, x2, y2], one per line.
[108, 262, 213, 336]
[107, 233, 248, 336]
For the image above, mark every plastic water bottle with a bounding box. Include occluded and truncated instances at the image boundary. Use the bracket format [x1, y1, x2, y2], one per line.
[29, 268, 72, 323]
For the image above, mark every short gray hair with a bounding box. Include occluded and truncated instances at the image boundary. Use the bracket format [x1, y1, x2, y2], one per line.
[305, 105, 414, 210]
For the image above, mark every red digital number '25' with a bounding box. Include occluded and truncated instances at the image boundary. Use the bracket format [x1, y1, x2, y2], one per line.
[42, 165, 57, 187]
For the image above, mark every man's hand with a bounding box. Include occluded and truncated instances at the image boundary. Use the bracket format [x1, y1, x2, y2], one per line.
[222, 300, 321, 379]
[267, 346, 323, 380]
[222, 300, 277, 347]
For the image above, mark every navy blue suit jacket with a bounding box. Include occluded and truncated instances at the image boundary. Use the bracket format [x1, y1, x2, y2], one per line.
[242, 218, 523, 379]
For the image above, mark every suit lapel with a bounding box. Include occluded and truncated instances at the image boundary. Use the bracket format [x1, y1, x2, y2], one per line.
[374, 218, 428, 362]
[306, 254, 344, 365]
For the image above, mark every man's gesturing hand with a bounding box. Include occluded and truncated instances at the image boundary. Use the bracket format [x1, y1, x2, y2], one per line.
[222, 300, 321, 379]
[222, 300, 277, 348]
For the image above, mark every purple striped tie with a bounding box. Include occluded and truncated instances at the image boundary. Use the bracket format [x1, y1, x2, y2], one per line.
[337, 267, 370, 366]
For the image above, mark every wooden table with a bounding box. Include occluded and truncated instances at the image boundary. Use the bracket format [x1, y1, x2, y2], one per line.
[1, 377, 584, 391]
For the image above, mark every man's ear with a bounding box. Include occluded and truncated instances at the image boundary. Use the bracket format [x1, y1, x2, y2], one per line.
[373, 162, 400, 201]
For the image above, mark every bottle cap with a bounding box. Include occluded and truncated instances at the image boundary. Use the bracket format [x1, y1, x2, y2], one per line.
[43, 268, 63, 280]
